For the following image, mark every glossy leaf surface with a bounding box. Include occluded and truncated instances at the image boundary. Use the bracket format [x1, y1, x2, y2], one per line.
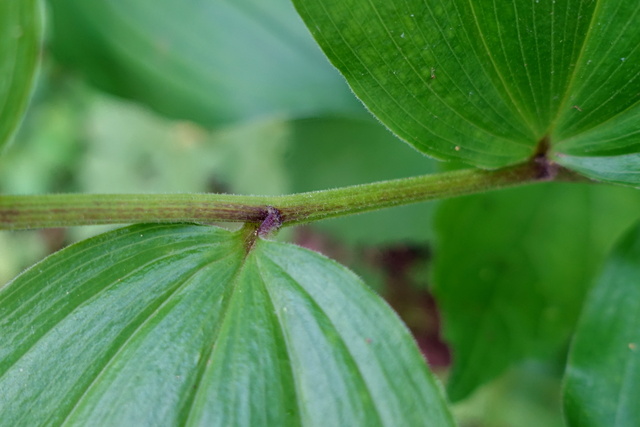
[564, 222, 640, 427]
[48, 0, 360, 127]
[0, 0, 41, 150]
[293, 0, 640, 183]
[432, 183, 640, 401]
[0, 224, 453, 426]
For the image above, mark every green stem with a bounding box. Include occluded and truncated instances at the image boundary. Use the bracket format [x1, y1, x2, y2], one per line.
[0, 162, 582, 231]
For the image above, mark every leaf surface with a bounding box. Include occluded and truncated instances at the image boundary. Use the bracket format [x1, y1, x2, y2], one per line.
[0, 0, 41, 150]
[432, 182, 640, 401]
[563, 221, 640, 427]
[48, 0, 361, 127]
[555, 153, 640, 187]
[0, 224, 453, 426]
[293, 0, 640, 183]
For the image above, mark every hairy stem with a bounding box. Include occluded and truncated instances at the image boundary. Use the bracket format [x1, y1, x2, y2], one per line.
[0, 161, 584, 231]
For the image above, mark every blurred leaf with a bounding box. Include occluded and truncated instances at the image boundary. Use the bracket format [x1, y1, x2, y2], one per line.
[293, 0, 640, 184]
[69, 93, 290, 196]
[432, 182, 640, 401]
[564, 221, 640, 427]
[453, 361, 564, 427]
[0, 76, 85, 194]
[0, 0, 41, 150]
[77, 96, 228, 194]
[287, 117, 438, 245]
[0, 224, 454, 426]
[48, 0, 362, 128]
[211, 118, 290, 196]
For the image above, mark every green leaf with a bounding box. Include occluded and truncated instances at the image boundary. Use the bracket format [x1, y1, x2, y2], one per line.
[432, 182, 640, 401]
[0, 0, 41, 150]
[293, 0, 640, 183]
[453, 362, 564, 427]
[550, 1, 640, 156]
[0, 224, 453, 426]
[554, 153, 640, 187]
[564, 221, 640, 427]
[48, 0, 361, 127]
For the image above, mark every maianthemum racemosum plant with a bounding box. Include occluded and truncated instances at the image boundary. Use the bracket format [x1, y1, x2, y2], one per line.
[2, 0, 640, 426]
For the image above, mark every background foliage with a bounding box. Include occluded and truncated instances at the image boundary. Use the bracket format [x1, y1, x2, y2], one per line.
[3, 0, 640, 425]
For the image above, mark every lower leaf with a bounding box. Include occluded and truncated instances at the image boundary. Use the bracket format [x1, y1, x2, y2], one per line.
[0, 224, 453, 426]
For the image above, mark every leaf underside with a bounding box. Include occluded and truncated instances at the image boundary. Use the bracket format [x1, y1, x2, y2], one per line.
[564, 221, 640, 427]
[0, 224, 453, 426]
[293, 0, 640, 184]
[0, 0, 41, 150]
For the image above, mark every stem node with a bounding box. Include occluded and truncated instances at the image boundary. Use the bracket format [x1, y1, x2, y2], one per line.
[257, 206, 283, 237]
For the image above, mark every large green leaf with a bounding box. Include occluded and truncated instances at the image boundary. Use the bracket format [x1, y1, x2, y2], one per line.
[564, 221, 640, 427]
[0, 224, 453, 426]
[432, 182, 640, 401]
[293, 0, 640, 183]
[47, 0, 361, 127]
[0, 0, 41, 150]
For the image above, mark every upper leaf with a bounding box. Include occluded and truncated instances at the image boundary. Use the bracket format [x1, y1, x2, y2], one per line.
[48, 0, 361, 127]
[293, 0, 640, 184]
[0, 0, 41, 151]
[0, 224, 453, 426]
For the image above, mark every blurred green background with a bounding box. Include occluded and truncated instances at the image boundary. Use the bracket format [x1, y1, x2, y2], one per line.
[0, 1, 595, 425]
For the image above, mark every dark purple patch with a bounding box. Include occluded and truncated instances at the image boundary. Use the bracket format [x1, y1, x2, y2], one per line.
[533, 154, 559, 180]
[257, 206, 282, 237]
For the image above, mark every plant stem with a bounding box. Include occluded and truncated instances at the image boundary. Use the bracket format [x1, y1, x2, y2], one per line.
[0, 161, 584, 231]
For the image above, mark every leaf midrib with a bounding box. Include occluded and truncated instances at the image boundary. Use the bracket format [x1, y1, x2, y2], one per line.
[178, 238, 251, 426]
